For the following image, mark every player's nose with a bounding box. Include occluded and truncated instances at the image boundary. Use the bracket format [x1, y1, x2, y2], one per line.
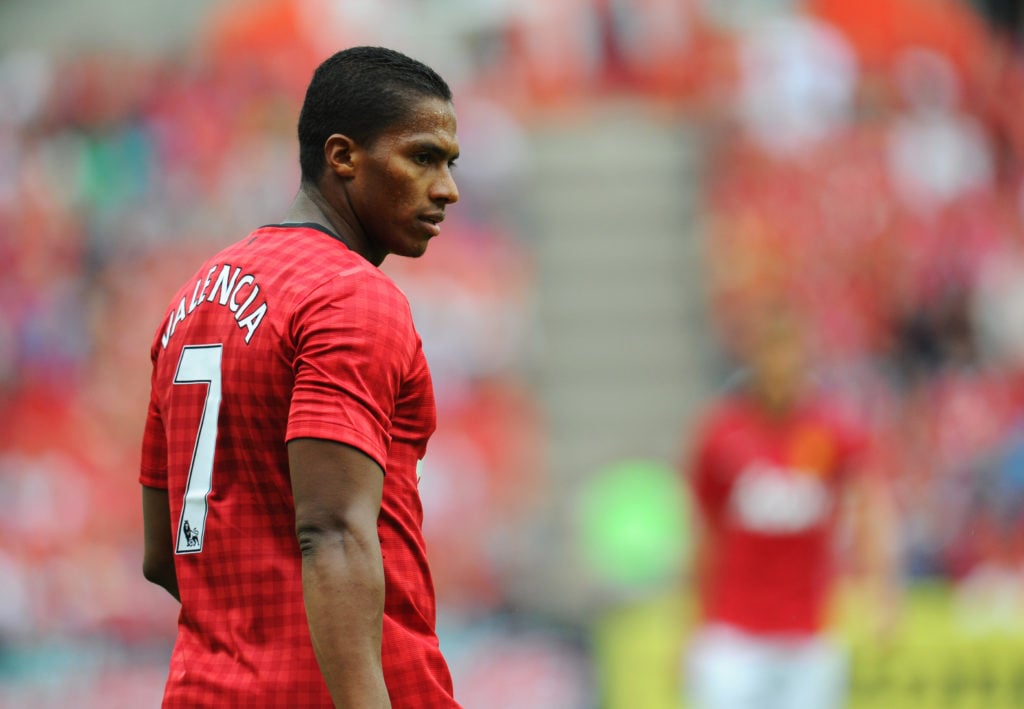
[431, 166, 459, 205]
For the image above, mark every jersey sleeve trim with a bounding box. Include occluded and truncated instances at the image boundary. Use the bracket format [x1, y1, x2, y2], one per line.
[139, 467, 169, 489]
[286, 419, 388, 471]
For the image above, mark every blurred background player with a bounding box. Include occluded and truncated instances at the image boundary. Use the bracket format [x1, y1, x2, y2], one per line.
[680, 307, 900, 709]
[139, 46, 461, 708]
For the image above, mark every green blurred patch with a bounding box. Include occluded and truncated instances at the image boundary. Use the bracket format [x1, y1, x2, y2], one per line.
[576, 458, 691, 592]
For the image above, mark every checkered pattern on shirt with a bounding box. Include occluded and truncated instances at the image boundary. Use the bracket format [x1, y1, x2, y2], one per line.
[140, 224, 459, 708]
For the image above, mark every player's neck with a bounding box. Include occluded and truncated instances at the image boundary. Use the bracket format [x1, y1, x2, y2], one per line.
[284, 183, 375, 263]
[747, 386, 803, 420]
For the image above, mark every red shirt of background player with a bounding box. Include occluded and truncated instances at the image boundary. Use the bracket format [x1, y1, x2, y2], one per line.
[688, 393, 867, 634]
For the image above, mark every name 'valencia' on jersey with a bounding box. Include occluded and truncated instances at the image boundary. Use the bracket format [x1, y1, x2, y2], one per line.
[161, 262, 269, 347]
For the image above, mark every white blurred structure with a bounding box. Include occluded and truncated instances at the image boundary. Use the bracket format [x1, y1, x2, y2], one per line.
[734, 15, 859, 156]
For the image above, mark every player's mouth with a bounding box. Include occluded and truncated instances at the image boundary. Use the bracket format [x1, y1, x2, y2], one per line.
[418, 212, 444, 236]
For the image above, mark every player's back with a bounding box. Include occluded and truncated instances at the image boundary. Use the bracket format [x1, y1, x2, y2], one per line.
[147, 223, 388, 706]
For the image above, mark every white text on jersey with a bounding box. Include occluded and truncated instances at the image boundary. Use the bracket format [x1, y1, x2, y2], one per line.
[729, 461, 831, 533]
[161, 263, 268, 348]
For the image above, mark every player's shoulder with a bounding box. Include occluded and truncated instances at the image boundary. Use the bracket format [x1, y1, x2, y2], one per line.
[231, 223, 359, 267]
[252, 226, 413, 318]
[247, 223, 406, 296]
[694, 392, 753, 441]
[805, 393, 869, 440]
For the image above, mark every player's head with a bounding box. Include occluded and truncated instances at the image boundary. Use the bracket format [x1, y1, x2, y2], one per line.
[740, 306, 809, 413]
[298, 46, 453, 183]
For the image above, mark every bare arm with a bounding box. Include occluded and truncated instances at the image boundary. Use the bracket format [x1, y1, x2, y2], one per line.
[141, 485, 180, 602]
[289, 437, 391, 709]
[846, 467, 902, 639]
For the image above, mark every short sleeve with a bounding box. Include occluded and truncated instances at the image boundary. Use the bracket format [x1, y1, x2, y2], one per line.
[286, 271, 415, 470]
[139, 342, 169, 489]
[815, 398, 872, 480]
[835, 412, 872, 480]
[687, 408, 732, 522]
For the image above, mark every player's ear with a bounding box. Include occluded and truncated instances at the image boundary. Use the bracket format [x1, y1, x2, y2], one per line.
[324, 133, 357, 178]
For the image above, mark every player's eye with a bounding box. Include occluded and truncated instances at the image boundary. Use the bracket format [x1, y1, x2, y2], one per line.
[413, 153, 431, 166]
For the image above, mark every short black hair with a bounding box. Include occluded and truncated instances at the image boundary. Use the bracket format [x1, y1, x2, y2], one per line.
[297, 46, 453, 183]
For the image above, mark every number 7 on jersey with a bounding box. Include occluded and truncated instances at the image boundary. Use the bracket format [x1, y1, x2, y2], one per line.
[173, 344, 223, 554]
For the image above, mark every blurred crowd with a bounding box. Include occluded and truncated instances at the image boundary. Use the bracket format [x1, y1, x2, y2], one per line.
[2, 0, 1024, 706]
[699, 0, 1024, 592]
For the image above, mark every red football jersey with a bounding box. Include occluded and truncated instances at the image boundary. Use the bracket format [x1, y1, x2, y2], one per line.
[140, 224, 458, 707]
[687, 394, 867, 635]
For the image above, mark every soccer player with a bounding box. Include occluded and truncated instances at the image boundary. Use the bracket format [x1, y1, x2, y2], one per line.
[680, 309, 898, 709]
[140, 47, 462, 708]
